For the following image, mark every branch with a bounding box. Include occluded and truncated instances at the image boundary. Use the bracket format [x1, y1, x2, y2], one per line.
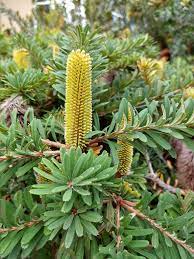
[87, 132, 120, 146]
[41, 139, 68, 149]
[144, 151, 186, 195]
[119, 199, 194, 255]
[0, 136, 108, 162]
[41, 136, 115, 148]
[0, 150, 60, 161]
[0, 219, 40, 234]
[116, 203, 121, 249]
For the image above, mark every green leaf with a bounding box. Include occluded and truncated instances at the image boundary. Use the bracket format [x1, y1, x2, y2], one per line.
[0, 167, 15, 188]
[72, 153, 87, 178]
[63, 214, 74, 230]
[151, 231, 159, 249]
[75, 216, 83, 237]
[36, 235, 49, 249]
[60, 148, 71, 178]
[138, 109, 149, 126]
[133, 249, 156, 259]
[65, 220, 75, 248]
[30, 188, 53, 195]
[146, 131, 171, 150]
[49, 227, 61, 241]
[0, 232, 18, 255]
[51, 185, 68, 193]
[63, 188, 73, 201]
[82, 194, 92, 206]
[23, 189, 35, 210]
[127, 240, 149, 248]
[177, 245, 188, 258]
[85, 130, 105, 139]
[80, 211, 102, 223]
[21, 231, 42, 257]
[133, 132, 147, 142]
[33, 167, 63, 183]
[1, 231, 23, 258]
[42, 158, 64, 180]
[170, 130, 184, 140]
[76, 238, 85, 258]
[125, 228, 153, 236]
[16, 160, 38, 177]
[93, 112, 100, 130]
[6, 244, 21, 259]
[44, 210, 64, 218]
[117, 98, 129, 124]
[47, 216, 68, 230]
[61, 194, 77, 213]
[73, 187, 90, 196]
[164, 236, 173, 247]
[95, 166, 117, 181]
[21, 223, 42, 245]
[106, 140, 119, 165]
[107, 117, 116, 134]
[73, 167, 96, 184]
[0, 161, 10, 173]
[81, 219, 98, 236]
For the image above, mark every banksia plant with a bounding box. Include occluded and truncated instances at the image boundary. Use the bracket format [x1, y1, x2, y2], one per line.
[12, 48, 30, 69]
[65, 49, 92, 149]
[1, 25, 194, 259]
[117, 109, 133, 176]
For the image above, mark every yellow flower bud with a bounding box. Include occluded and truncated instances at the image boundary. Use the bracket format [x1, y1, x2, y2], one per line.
[13, 48, 30, 69]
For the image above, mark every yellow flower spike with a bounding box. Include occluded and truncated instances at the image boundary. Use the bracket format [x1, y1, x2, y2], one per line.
[13, 48, 30, 69]
[137, 57, 166, 85]
[184, 87, 194, 99]
[117, 109, 133, 176]
[65, 49, 92, 149]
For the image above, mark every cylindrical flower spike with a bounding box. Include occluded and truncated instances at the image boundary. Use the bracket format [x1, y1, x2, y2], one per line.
[65, 49, 92, 149]
[117, 109, 133, 176]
